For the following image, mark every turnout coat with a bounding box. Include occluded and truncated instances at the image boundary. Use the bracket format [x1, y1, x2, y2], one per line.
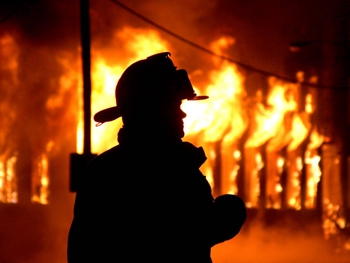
[68, 139, 245, 263]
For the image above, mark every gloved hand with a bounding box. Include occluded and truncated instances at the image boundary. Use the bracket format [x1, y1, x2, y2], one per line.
[209, 194, 246, 246]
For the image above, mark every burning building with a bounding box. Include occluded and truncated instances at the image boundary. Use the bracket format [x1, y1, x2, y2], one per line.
[0, 0, 349, 262]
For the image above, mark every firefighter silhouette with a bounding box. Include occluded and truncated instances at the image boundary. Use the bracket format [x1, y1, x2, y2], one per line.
[67, 52, 246, 263]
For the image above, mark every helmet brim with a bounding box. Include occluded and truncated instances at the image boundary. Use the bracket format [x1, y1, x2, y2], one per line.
[93, 106, 121, 123]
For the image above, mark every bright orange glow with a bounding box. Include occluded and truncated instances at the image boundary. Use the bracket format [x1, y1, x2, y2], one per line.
[304, 152, 322, 208]
[182, 59, 246, 142]
[303, 128, 324, 208]
[0, 27, 327, 208]
[32, 152, 50, 204]
[70, 27, 327, 209]
[87, 27, 172, 154]
[0, 34, 19, 203]
[0, 156, 17, 203]
[183, 37, 247, 193]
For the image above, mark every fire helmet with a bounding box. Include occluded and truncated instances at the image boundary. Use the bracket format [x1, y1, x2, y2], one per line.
[93, 52, 208, 124]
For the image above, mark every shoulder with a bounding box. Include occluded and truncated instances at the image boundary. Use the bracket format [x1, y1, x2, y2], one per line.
[86, 145, 124, 171]
[179, 141, 207, 168]
[94, 144, 123, 160]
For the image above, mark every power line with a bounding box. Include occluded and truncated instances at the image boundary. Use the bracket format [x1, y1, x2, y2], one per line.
[110, 0, 347, 90]
[109, 1, 290, 79]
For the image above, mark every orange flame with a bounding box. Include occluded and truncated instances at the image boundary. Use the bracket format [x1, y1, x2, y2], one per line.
[87, 27, 172, 154]
[183, 37, 247, 193]
[0, 23, 330, 210]
[83, 29, 325, 206]
[0, 34, 19, 203]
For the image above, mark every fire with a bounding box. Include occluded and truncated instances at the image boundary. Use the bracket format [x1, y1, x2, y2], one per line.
[82, 29, 326, 207]
[31, 151, 50, 204]
[304, 128, 324, 208]
[183, 59, 246, 142]
[0, 34, 80, 204]
[86, 26, 172, 154]
[0, 26, 326, 208]
[89, 59, 124, 154]
[0, 34, 19, 203]
[182, 37, 247, 193]
[0, 156, 17, 203]
[246, 77, 299, 150]
[183, 36, 246, 142]
[86, 31, 244, 193]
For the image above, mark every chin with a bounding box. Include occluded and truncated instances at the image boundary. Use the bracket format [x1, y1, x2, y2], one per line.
[179, 131, 185, 139]
[171, 130, 184, 139]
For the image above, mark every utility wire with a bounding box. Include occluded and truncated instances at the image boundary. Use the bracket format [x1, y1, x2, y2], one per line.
[109, 0, 290, 79]
[110, 0, 347, 89]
